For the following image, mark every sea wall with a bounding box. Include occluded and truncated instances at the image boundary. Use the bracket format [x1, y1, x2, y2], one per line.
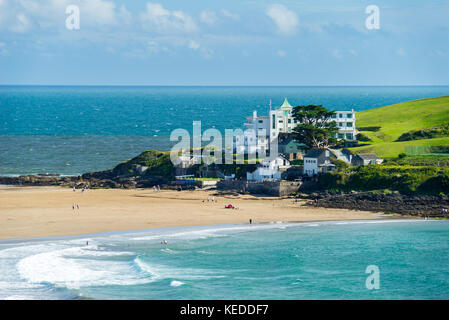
[217, 180, 301, 197]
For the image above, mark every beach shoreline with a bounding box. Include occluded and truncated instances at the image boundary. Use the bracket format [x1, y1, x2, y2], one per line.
[0, 186, 397, 241]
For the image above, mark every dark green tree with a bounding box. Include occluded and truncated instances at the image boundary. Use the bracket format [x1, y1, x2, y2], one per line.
[291, 105, 338, 148]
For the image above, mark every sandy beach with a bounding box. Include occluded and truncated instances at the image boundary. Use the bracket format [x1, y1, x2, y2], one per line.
[0, 186, 388, 240]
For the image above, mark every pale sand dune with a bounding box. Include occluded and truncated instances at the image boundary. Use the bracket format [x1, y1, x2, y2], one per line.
[0, 186, 387, 240]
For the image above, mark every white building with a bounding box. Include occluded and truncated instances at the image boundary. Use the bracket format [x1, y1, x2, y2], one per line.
[236, 98, 357, 155]
[303, 149, 336, 176]
[236, 110, 271, 156]
[247, 156, 290, 181]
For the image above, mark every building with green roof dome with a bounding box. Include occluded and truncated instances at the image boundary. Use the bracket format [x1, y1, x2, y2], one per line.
[236, 98, 357, 156]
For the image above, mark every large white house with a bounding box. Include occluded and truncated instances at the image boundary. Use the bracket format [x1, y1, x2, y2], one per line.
[247, 155, 291, 181]
[236, 98, 357, 155]
[303, 149, 336, 176]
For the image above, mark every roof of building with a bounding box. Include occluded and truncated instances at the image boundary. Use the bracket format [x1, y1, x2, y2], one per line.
[329, 148, 352, 163]
[318, 163, 335, 167]
[304, 149, 328, 158]
[356, 153, 378, 160]
[279, 98, 293, 110]
[278, 133, 307, 146]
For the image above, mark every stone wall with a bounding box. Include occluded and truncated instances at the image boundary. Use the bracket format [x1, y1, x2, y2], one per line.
[217, 180, 301, 196]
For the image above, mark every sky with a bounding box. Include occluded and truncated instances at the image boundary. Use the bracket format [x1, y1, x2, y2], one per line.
[0, 0, 448, 86]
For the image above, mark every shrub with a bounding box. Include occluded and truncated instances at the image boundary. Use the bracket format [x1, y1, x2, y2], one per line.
[331, 158, 349, 171]
[417, 171, 449, 195]
[356, 133, 372, 142]
[395, 125, 449, 142]
[316, 165, 447, 194]
[357, 126, 381, 132]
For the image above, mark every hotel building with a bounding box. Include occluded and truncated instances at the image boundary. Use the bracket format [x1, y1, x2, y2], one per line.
[236, 98, 357, 155]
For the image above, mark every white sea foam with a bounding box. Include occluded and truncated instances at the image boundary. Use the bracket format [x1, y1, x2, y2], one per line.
[161, 248, 178, 254]
[131, 223, 296, 242]
[134, 257, 225, 281]
[17, 246, 151, 289]
[170, 280, 184, 287]
[3, 295, 36, 300]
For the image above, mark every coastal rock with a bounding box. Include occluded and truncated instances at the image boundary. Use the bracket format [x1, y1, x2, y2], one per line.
[307, 192, 449, 217]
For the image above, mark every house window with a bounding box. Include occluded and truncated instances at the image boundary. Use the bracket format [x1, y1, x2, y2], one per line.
[288, 119, 291, 123]
[258, 120, 263, 123]
[346, 122, 353, 127]
[279, 120, 283, 123]
[272, 115, 276, 129]
[331, 114, 337, 119]
[288, 127, 292, 132]
[346, 133, 353, 140]
[338, 133, 344, 139]
[339, 122, 343, 127]
[339, 113, 343, 118]
[347, 113, 353, 119]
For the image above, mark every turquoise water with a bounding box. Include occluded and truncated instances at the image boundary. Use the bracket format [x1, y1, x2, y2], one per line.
[1, 86, 449, 175]
[1, 220, 449, 300]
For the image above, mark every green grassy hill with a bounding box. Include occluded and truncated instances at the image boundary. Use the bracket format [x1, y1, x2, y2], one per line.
[350, 95, 449, 157]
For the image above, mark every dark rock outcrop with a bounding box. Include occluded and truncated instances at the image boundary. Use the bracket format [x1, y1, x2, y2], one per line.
[0, 172, 166, 189]
[304, 192, 449, 217]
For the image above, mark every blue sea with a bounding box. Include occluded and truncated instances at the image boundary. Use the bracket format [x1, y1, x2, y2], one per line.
[1, 220, 449, 300]
[1, 88, 449, 300]
[1, 86, 449, 176]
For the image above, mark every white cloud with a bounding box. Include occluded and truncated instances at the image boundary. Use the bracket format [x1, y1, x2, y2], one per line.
[0, 41, 7, 55]
[118, 5, 133, 25]
[83, 0, 117, 26]
[221, 9, 239, 21]
[141, 2, 197, 34]
[331, 49, 343, 59]
[266, 4, 298, 35]
[0, 0, 130, 32]
[277, 50, 286, 58]
[200, 10, 217, 25]
[431, 49, 445, 57]
[396, 48, 407, 56]
[201, 47, 213, 59]
[11, 13, 31, 33]
[188, 40, 200, 50]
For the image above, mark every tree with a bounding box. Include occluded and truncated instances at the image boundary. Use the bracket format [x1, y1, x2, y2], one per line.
[291, 105, 338, 148]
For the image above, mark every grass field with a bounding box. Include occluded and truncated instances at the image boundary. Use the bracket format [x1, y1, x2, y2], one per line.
[350, 95, 449, 157]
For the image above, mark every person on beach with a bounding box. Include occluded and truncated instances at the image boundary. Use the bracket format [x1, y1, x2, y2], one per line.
[249, 219, 252, 224]
[72, 204, 75, 210]
[73, 186, 76, 192]
[212, 196, 215, 203]
[77, 204, 79, 209]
